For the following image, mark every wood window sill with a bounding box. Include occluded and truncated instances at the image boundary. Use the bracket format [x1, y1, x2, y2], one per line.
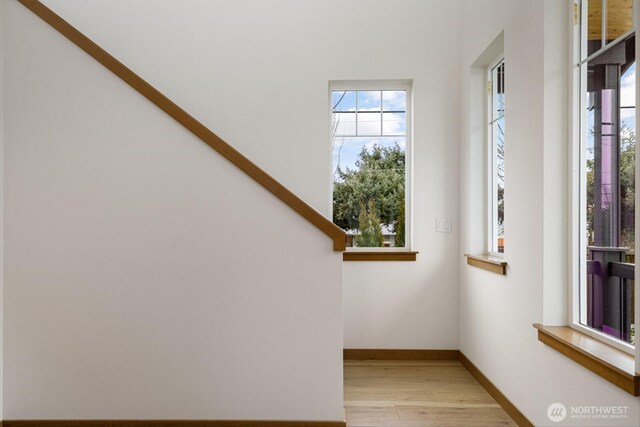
[464, 254, 507, 275]
[533, 323, 639, 396]
[343, 251, 418, 262]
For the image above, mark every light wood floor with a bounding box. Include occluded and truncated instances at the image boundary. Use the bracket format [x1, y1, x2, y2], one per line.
[344, 360, 517, 427]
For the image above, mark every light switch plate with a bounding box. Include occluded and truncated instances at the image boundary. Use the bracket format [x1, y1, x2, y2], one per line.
[436, 218, 451, 233]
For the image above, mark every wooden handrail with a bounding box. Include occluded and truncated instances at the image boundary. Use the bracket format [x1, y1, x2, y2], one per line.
[18, 0, 346, 252]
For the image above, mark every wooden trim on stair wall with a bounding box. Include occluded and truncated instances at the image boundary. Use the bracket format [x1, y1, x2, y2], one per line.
[343, 349, 458, 360]
[344, 349, 533, 427]
[342, 251, 418, 262]
[2, 422, 345, 427]
[17, 0, 346, 252]
[458, 352, 534, 427]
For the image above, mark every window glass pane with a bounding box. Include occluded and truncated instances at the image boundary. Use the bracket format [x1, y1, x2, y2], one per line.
[332, 85, 407, 249]
[383, 91, 406, 111]
[620, 107, 635, 249]
[489, 59, 505, 254]
[621, 62, 636, 107]
[357, 112, 382, 136]
[587, 0, 604, 58]
[332, 137, 406, 175]
[332, 112, 356, 136]
[383, 112, 406, 135]
[586, 87, 596, 247]
[332, 137, 406, 248]
[495, 115, 505, 253]
[620, 62, 636, 255]
[357, 90, 382, 111]
[606, 0, 634, 42]
[332, 90, 356, 112]
[581, 34, 636, 345]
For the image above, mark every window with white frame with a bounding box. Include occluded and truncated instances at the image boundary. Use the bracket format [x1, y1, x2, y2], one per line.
[575, 0, 636, 350]
[330, 81, 411, 249]
[488, 58, 505, 254]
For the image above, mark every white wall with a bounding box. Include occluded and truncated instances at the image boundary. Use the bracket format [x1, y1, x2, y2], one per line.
[34, 0, 463, 352]
[335, 3, 461, 350]
[3, 0, 343, 420]
[9, 0, 635, 424]
[459, 1, 640, 426]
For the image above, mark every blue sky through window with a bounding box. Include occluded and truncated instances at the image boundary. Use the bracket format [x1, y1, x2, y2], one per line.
[332, 90, 407, 177]
[621, 62, 636, 132]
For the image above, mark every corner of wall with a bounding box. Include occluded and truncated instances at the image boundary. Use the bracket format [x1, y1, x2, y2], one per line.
[541, 0, 570, 326]
[0, 0, 5, 419]
[0, 1, 5, 423]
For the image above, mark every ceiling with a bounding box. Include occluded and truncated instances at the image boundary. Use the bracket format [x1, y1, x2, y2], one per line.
[587, 0, 634, 40]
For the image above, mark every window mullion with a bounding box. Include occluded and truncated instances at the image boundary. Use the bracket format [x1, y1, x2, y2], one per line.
[634, 0, 640, 372]
[355, 90, 359, 136]
[602, 0, 607, 50]
[380, 91, 383, 136]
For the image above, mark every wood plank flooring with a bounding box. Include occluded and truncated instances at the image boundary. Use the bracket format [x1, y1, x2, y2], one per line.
[344, 360, 517, 427]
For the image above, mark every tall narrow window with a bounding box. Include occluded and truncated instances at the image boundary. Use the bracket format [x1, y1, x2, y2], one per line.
[489, 59, 505, 254]
[331, 82, 411, 249]
[576, 0, 636, 349]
